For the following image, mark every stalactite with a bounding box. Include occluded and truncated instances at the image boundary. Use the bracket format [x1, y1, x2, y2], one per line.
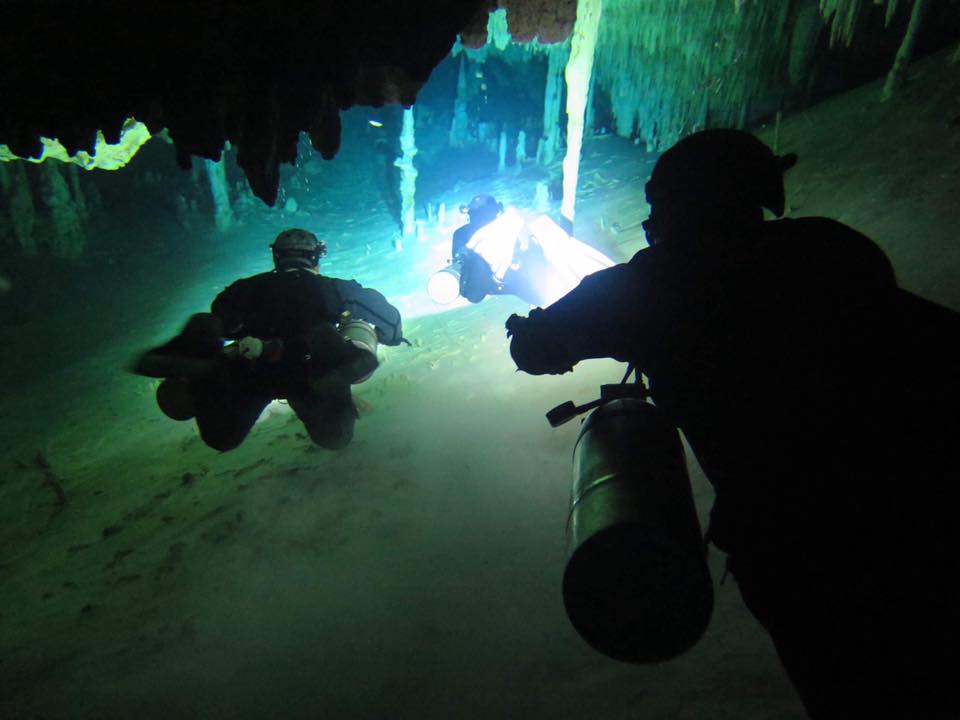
[488, 8, 512, 50]
[498, 130, 508, 173]
[0, 162, 12, 248]
[5, 162, 36, 256]
[40, 162, 84, 260]
[561, 0, 603, 223]
[539, 41, 569, 165]
[534, 181, 550, 212]
[449, 56, 470, 148]
[66, 165, 89, 224]
[190, 157, 202, 190]
[819, 0, 862, 46]
[819, 0, 904, 47]
[885, 0, 901, 26]
[515, 129, 528, 173]
[881, 0, 929, 101]
[594, 0, 794, 152]
[204, 153, 234, 232]
[395, 107, 418, 239]
[584, 71, 597, 136]
[820, 0, 933, 99]
[452, 10, 575, 164]
[789, 3, 825, 86]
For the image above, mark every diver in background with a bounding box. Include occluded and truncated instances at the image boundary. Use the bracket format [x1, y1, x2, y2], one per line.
[452, 193, 504, 263]
[133, 229, 403, 451]
[450, 194, 504, 303]
[438, 193, 613, 306]
[505, 130, 958, 719]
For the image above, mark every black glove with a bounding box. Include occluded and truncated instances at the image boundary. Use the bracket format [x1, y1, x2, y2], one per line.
[505, 313, 526, 338]
[505, 310, 573, 376]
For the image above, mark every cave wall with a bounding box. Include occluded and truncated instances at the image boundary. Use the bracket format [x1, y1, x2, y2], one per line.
[2, 0, 957, 218]
[1, 1, 500, 205]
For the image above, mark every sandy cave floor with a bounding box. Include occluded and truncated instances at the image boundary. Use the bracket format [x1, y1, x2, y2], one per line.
[1, 48, 958, 720]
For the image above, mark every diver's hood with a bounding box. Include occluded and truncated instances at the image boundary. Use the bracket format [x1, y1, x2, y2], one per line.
[647, 129, 797, 217]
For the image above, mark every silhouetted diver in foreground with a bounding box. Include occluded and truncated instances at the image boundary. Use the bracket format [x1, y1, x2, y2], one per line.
[507, 129, 958, 719]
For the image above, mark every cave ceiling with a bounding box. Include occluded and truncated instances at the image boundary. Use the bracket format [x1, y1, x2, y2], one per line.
[1, 0, 576, 205]
[5, 0, 954, 207]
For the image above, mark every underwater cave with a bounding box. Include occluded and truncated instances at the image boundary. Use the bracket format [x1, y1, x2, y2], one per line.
[1, 1, 959, 718]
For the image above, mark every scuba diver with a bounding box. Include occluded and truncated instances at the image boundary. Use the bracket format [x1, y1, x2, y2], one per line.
[505, 130, 958, 719]
[451, 193, 504, 264]
[133, 229, 403, 451]
[430, 193, 614, 307]
[447, 193, 512, 304]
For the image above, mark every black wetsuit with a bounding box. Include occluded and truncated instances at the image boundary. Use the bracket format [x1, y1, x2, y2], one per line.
[453, 218, 500, 303]
[451, 219, 485, 262]
[212, 269, 402, 349]
[509, 217, 959, 719]
[149, 269, 402, 451]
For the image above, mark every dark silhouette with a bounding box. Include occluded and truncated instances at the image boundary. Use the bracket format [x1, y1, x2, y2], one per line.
[452, 193, 504, 262]
[506, 130, 958, 719]
[450, 193, 507, 303]
[134, 229, 402, 451]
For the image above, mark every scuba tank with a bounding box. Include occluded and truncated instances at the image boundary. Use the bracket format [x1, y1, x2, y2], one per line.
[426, 252, 498, 305]
[155, 378, 196, 421]
[550, 383, 713, 664]
[427, 262, 463, 305]
[337, 312, 378, 384]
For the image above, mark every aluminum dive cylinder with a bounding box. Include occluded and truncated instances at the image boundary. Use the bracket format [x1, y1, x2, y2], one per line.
[155, 378, 196, 421]
[563, 398, 713, 663]
[338, 315, 378, 384]
[427, 263, 463, 305]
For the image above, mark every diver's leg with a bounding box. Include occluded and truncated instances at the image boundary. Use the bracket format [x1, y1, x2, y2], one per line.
[458, 252, 496, 303]
[731, 541, 955, 720]
[729, 553, 841, 719]
[134, 313, 224, 378]
[287, 385, 357, 450]
[191, 371, 272, 452]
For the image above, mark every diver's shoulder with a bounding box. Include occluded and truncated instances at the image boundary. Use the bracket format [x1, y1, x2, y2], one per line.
[236, 270, 278, 284]
[766, 217, 894, 277]
[767, 216, 874, 244]
[325, 275, 360, 288]
[219, 270, 273, 293]
[272, 269, 340, 285]
[627, 244, 656, 266]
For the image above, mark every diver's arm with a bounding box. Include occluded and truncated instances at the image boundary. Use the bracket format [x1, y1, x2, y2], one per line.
[210, 278, 253, 339]
[452, 224, 473, 262]
[506, 262, 643, 375]
[335, 279, 404, 346]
